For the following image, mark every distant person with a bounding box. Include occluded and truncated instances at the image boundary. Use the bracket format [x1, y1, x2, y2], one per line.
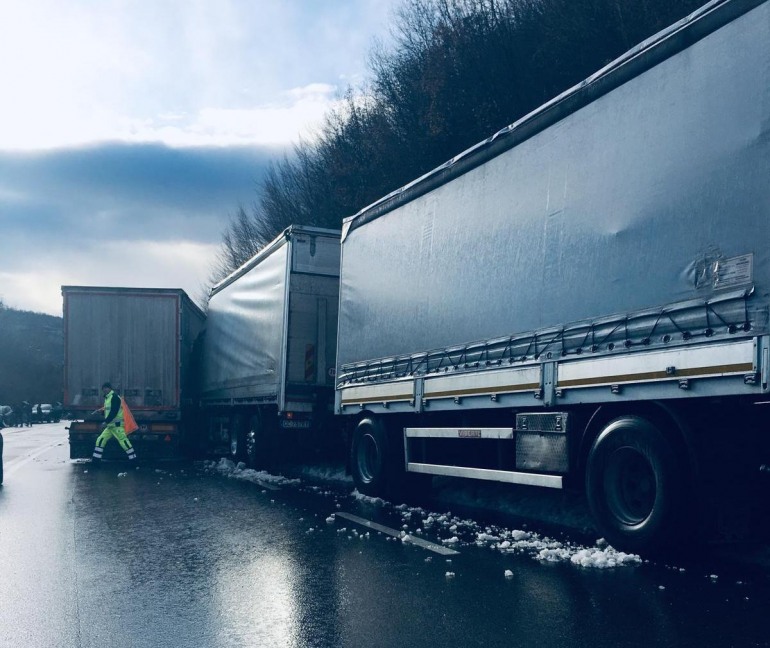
[14, 402, 23, 427]
[22, 401, 32, 427]
[92, 382, 136, 462]
[36, 403, 42, 422]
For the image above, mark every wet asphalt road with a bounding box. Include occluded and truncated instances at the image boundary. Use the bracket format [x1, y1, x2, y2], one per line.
[1, 424, 770, 648]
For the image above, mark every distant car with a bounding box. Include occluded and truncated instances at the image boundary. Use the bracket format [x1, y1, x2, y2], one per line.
[0, 405, 14, 427]
[32, 403, 59, 423]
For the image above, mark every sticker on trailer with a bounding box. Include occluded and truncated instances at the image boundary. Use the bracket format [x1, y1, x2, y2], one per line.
[714, 254, 753, 290]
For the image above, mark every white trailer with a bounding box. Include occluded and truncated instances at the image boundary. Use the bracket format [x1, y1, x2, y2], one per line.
[335, 0, 770, 553]
[201, 226, 340, 466]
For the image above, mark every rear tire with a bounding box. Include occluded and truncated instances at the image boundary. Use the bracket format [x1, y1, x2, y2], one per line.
[228, 414, 248, 462]
[351, 417, 390, 498]
[586, 415, 684, 555]
[245, 413, 269, 469]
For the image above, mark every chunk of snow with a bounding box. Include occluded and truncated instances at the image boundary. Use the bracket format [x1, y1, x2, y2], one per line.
[352, 490, 386, 506]
[568, 547, 642, 568]
[205, 459, 300, 487]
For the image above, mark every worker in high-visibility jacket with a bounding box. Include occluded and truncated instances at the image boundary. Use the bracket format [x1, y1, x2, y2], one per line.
[92, 382, 136, 462]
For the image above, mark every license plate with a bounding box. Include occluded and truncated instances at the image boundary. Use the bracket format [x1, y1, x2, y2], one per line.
[280, 419, 311, 429]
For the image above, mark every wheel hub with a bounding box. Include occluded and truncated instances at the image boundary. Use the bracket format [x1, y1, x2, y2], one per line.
[604, 446, 656, 526]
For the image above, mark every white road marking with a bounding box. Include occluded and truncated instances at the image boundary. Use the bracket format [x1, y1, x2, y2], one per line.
[3, 440, 64, 478]
[335, 511, 460, 556]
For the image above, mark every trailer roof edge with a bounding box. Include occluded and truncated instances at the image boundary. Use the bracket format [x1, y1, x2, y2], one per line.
[210, 225, 341, 297]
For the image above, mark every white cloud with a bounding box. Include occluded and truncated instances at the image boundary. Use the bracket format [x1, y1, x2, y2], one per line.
[119, 84, 340, 147]
[0, 1, 394, 150]
[0, 270, 65, 316]
[0, 239, 218, 315]
[0, 85, 342, 150]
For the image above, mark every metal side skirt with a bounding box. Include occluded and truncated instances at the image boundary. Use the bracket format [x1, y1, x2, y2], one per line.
[406, 462, 563, 489]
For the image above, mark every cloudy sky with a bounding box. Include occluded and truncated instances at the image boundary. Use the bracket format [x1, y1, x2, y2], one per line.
[0, 0, 398, 315]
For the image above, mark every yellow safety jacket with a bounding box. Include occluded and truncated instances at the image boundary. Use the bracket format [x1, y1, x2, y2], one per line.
[103, 390, 125, 425]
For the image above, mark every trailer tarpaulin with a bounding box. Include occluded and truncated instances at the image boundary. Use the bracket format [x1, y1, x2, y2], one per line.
[202, 242, 288, 401]
[337, 0, 770, 369]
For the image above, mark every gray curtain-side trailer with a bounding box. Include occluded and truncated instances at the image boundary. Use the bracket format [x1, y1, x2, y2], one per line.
[335, 0, 770, 553]
[63, 286, 205, 460]
[200, 226, 340, 466]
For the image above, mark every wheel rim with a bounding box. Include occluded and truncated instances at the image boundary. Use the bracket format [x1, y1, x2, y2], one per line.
[603, 446, 656, 526]
[356, 433, 379, 484]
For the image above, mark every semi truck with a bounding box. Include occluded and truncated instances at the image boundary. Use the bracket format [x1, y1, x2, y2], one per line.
[66, 0, 768, 553]
[199, 226, 341, 466]
[333, 0, 770, 553]
[64, 286, 205, 460]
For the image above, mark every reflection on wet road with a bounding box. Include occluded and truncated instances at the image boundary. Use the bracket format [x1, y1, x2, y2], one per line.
[1, 424, 769, 648]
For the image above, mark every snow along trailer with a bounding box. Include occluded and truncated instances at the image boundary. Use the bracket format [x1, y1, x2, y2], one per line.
[335, 0, 770, 553]
[200, 226, 340, 466]
[63, 286, 205, 460]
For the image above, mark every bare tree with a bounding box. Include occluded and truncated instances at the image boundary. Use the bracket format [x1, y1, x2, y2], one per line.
[208, 206, 263, 286]
[211, 0, 706, 284]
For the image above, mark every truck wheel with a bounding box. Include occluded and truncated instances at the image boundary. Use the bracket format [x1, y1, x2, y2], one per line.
[245, 415, 261, 469]
[351, 417, 390, 498]
[228, 414, 248, 462]
[586, 416, 683, 555]
[245, 413, 272, 470]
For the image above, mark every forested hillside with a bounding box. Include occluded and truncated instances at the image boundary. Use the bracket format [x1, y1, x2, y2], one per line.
[0, 300, 63, 407]
[212, 0, 706, 280]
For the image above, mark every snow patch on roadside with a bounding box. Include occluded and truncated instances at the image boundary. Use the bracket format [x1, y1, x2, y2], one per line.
[204, 460, 640, 569]
[203, 458, 300, 487]
[368, 497, 642, 569]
